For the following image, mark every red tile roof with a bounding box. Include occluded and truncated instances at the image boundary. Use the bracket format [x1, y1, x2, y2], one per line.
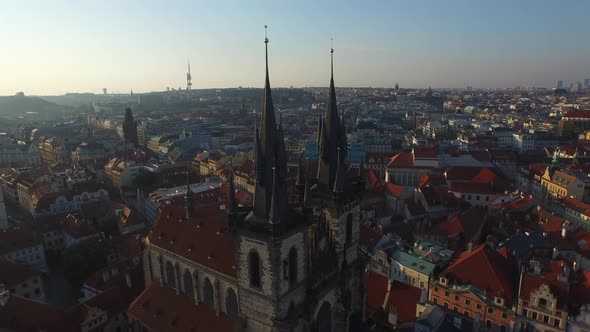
[384, 183, 404, 198]
[564, 110, 590, 119]
[0, 293, 76, 332]
[359, 224, 383, 252]
[365, 272, 422, 323]
[128, 279, 235, 332]
[0, 224, 42, 255]
[413, 146, 438, 159]
[387, 152, 414, 169]
[441, 244, 516, 304]
[0, 260, 41, 289]
[63, 214, 99, 239]
[520, 261, 570, 309]
[148, 202, 236, 277]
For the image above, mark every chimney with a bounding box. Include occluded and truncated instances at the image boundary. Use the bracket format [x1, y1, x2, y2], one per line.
[466, 241, 473, 253]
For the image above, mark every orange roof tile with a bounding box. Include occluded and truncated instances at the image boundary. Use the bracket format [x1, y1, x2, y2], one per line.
[128, 280, 235, 332]
[148, 202, 236, 277]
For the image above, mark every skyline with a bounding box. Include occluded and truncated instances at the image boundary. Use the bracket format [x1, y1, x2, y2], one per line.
[2, 0, 590, 96]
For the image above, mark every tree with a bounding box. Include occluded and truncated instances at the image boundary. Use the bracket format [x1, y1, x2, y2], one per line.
[62, 239, 109, 289]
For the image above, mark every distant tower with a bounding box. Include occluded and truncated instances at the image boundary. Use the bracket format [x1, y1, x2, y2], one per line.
[123, 108, 138, 146]
[395, 83, 399, 91]
[186, 61, 192, 90]
[0, 188, 8, 230]
[103, 88, 107, 95]
[556, 80, 564, 89]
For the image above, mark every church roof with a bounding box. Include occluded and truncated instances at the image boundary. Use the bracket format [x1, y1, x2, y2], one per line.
[128, 279, 235, 332]
[148, 201, 236, 278]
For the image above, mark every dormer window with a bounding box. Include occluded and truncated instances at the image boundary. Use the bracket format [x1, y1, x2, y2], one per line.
[440, 277, 447, 285]
[495, 297, 504, 306]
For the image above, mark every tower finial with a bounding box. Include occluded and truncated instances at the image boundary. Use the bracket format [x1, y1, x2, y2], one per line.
[264, 25, 269, 79]
[330, 38, 334, 80]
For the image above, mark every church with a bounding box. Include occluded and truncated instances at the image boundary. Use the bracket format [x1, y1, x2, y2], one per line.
[128, 33, 366, 332]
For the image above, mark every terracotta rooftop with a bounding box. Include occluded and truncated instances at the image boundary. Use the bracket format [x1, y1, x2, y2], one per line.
[148, 201, 236, 277]
[0, 260, 41, 289]
[128, 279, 235, 332]
[441, 244, 516, 304]
[0, 224, 42, 255]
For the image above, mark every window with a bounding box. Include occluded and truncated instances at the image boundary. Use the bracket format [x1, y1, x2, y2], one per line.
[465, 299, 471, 306]
[433, 298, 438, 304]
[165, 261, 176, 288]
[183, 269, 194, 297]
[203, 278, 214, 307]
[487, 308, 494, 314]
[445, 291, 449, 298]
[532, 312, 537, 320]
[501, 313, 507, 319]
[523, 308, 528, 317]
[538, 298, 548, 308]
[454, 295, 459, 301]
[464, 310, 470, 317]
[476, 304, 482, 310]
[444, 302, 449, 308]
[554, 318, 560, 327]
[288, 247, 297, 287]
[543, 315, 549, 323]
[434, 287, 439, 292]
[248, 251, 261, 288]
[226, 288, 238, 318]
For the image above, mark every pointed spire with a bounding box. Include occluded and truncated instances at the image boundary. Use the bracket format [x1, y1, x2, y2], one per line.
[269, 166, 280, 225]
[333, 147, 344, 193]
[259, 24, 277, 159]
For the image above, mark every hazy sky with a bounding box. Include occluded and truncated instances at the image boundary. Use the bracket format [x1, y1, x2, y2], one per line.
[2, 0, 589, 95]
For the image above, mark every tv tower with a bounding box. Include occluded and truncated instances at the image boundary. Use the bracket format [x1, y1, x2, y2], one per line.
[186, 60, 192, 90]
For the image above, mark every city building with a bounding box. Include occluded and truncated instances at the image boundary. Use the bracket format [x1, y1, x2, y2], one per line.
[129, 40, 365, 331]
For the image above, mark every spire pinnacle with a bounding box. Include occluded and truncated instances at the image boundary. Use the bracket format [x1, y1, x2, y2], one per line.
[269, 166, 280, 224]
[333, 147, 344, 193]
[330, 38, 334, 81]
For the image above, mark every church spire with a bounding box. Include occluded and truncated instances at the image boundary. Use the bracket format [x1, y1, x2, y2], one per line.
[269, 166, 280, 225]
[333, 147, 344, 193]
[317, 40, 347, 188]
[252, 25, 288, 222]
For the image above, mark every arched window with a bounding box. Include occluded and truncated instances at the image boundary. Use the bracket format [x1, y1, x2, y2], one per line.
[225, 288, 238, 318]
[183, 269, 194, 297]
[203, 277, 214, 307]
[288, 247, 297, 287]
[157, 255, 164, 280]
[165, 261, 176, 288]
[346, 213, 353, 245]
[248, 251, 261, 288]
[316, 301, 332, 332]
